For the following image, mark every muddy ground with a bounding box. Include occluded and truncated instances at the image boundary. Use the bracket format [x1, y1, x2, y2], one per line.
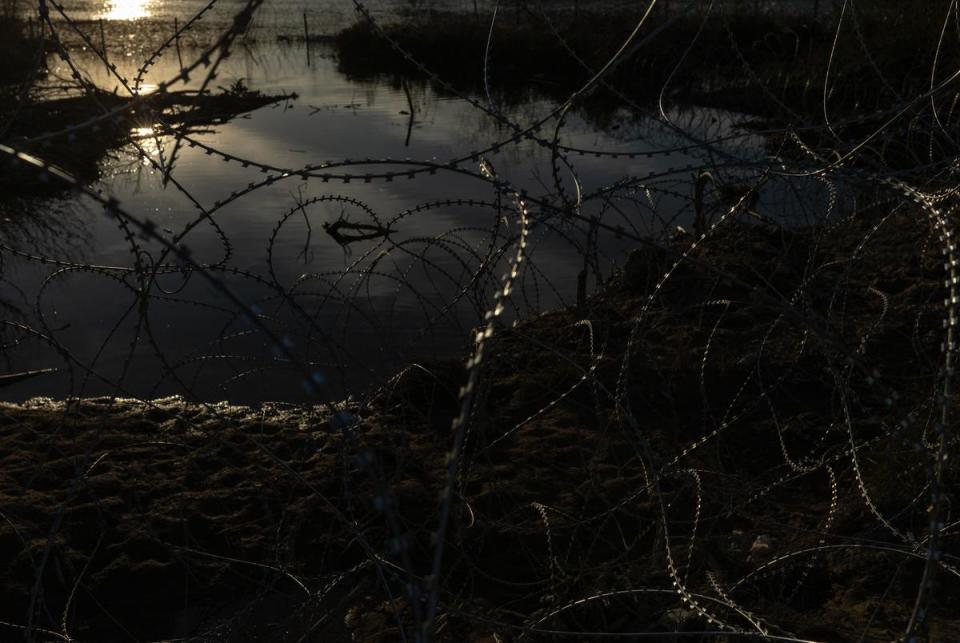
[0, 207, 958, 641]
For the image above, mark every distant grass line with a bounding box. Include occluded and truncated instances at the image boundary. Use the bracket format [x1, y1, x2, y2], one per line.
[334, 5, 960, 119]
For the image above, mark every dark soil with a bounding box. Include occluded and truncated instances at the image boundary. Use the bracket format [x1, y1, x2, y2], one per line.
[1, 208, 958, 641]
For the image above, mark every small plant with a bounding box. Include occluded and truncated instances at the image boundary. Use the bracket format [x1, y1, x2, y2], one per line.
[218, 77, 251, 97]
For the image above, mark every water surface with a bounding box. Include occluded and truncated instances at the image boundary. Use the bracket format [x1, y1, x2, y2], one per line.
[2, 3, 799, 404]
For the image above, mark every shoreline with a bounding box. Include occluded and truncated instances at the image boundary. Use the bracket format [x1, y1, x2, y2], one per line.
[2, 210, 959, 640]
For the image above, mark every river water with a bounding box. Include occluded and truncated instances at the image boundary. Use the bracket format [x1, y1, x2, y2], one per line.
[1, 1, 807, 404]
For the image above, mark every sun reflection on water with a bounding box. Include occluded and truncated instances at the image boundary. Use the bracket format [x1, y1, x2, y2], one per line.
[130, 125, 163, 164]
[100, 0, 152, 21]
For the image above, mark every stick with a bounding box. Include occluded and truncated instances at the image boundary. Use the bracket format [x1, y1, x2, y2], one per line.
[100, 18, 108, 67]
[0, 368, 58, 388]
[303, 11, 311, 67]
[174, 17, 184, 72]
[402, 79, 415, 146]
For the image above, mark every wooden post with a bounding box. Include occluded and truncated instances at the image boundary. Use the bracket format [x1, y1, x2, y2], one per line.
[303, 11, 311, 67]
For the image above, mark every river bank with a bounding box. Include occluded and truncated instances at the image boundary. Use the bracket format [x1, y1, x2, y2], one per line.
[1, 205, 958, 641]
[332, 4, 953, 121]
